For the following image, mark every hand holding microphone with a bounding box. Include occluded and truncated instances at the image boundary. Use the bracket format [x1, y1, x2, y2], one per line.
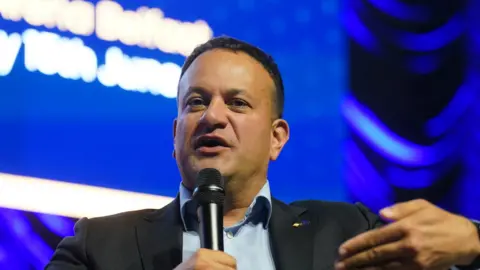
[174, 249, 236, 270]
[174, 168, 237, 270]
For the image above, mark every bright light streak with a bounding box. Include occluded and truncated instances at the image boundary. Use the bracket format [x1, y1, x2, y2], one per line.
[364, 0, 429, 22]
[343, 7, 380, 53]
[342, 95, 458, 167]
[395, 12, 466, 52]
[0, 173, 174, 218]
[426, 72, 480, 137]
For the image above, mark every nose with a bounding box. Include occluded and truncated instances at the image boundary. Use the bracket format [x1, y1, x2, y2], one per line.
[199, 97, 228, 131]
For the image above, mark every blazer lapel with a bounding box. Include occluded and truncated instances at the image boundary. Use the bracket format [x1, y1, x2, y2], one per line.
[135, 197, 183, 270]
[269, 198, 315, 270]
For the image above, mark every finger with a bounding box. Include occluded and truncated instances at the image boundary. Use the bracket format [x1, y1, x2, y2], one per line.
[211, 252, 237, 268]
[210, 261, 236, 270]
[212, 262, 237, 270]
[339, 222, 405, 259]
[198, 249, 237, 268]
[356, 261, 421, 270]
[359, 261, 402, 270]
[335, 240, 416, 269]
[380, 199, 430, 221]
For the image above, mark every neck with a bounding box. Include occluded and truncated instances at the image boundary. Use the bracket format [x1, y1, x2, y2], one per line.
[222, 174, 266, 227]
[182, 169, 268, 227]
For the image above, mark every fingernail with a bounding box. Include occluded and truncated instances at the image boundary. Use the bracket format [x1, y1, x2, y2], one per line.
[335, 262, 345, 270]
[339, 247, 347, 257]
[380, 207, 393, 217]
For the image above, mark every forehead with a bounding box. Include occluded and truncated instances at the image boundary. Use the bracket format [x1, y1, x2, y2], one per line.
[178, 49, 274, 100]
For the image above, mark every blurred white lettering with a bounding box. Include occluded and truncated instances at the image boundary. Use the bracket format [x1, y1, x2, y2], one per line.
[97, 47, 180, 98]
[96, 1, 212, 56]
[0, 0, 213, 56]
[0, 0, 95, 36]
[0, 30, 22, 76]
[23, 29, 97, 82]
[0, 29, 179, 97]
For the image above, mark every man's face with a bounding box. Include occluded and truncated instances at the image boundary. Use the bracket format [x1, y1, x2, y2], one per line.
[174, 49, 289, 189]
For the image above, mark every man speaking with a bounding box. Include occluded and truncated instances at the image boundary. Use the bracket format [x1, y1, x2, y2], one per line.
[45, 37, 480, 270]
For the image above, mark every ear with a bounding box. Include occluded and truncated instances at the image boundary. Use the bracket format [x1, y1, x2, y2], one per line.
[270, 118, 290, 161]
[172, 118, 177, 159]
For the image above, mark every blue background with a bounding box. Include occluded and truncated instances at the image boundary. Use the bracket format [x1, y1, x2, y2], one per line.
[2, 0, 480, 269]
[0, 0, 347, 203]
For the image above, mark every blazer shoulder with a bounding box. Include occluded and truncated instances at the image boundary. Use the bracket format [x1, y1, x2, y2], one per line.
[47, 208, 168, 269]
[88, 208, 157, 225]
[290, 200, 385, 231]
[80, 209, 156, 230]
[84, 197, 178, 230]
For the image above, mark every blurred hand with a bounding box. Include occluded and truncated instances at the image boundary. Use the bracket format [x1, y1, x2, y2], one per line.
[335, 199, 480, 270]
[174, 248, 237, 270]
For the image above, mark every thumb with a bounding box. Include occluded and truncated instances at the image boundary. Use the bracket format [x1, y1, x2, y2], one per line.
[380, 199, 430, 221]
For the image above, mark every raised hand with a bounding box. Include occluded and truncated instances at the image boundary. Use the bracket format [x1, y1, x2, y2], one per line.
[335, 199, 480, 270]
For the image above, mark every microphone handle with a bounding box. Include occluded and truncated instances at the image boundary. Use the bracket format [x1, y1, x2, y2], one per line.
[198, 203, 224, 251]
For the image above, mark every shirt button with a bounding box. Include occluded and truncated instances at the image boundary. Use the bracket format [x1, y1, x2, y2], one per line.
[226, 231, 234, 239]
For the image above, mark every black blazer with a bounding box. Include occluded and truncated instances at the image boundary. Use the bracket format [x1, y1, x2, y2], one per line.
[45, 198, 386, 270]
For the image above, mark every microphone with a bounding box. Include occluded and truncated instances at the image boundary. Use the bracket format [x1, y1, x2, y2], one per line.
[192, 168, 225, 251]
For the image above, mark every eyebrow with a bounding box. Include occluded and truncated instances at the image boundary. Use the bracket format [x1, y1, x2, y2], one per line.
[183, 86, 251, 99]
[183, 86, 208, 98]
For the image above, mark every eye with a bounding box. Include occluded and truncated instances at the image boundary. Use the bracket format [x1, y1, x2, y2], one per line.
[229, 98, 249, 108]
[186, 97, 205, 107]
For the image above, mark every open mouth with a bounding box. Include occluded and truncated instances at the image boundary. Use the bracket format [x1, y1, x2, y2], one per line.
[194, 136, 229, 149]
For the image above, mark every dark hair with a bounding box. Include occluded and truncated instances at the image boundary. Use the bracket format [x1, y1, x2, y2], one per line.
[179, 36, 285, 119]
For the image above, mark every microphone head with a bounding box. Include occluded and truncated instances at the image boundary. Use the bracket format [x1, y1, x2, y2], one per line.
[193, 168, 225, 205]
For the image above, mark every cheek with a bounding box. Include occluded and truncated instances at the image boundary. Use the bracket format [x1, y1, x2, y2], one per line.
[240, 124, 272, 151]
[175, 119, 194, 147]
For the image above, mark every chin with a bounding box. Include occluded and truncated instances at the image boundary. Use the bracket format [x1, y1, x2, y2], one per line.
[193, 160, 230, 175]
[195, 162, 225, 172]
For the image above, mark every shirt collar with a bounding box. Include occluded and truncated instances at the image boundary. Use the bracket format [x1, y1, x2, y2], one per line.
[179, 180, 273, 232]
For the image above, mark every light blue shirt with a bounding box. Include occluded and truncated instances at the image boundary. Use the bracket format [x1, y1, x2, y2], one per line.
[179, 181, 276, 270]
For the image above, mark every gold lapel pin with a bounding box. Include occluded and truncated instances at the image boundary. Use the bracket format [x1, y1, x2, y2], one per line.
[293, 220, 310, 227]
